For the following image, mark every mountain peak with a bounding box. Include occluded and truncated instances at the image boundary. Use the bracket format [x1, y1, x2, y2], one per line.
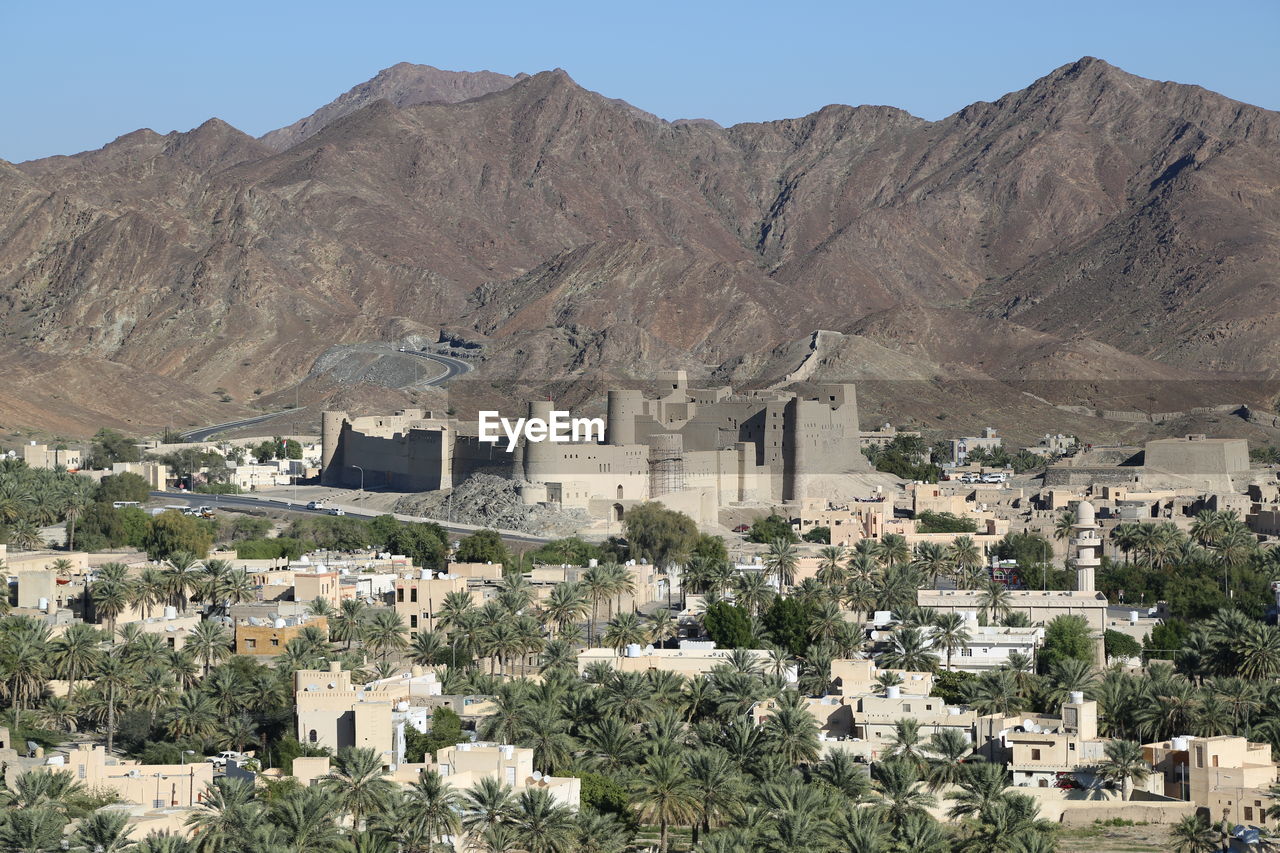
[260, 63, 523, 151]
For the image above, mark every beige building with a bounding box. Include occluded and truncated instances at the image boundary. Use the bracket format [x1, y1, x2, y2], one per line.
[1144, 735, 1279, 827]
[577, 642, 793, 680]
[36, 745, 213, 809]
[21, 441, 83, 470]
[235, 614, 328, 655]
[294, 663, 446, 765]
[294, 568, 349, 608]
[321, 373, 868, 522]
[395, 572, 476, 636]
[975, 695, 1138, 791]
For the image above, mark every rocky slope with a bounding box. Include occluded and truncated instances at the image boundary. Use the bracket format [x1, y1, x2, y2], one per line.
[2, 58, 1278, 438]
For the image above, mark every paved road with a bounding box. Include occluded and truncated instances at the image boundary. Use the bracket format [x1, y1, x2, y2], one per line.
[150, 490, 549, 544]
[181, 350, 473, 441]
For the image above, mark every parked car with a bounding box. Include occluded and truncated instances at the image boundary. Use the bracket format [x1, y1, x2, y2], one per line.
[206, 751, 246, 768]
[732, 524, 751, 533]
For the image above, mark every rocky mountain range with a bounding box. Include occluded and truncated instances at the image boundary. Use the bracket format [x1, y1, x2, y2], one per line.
[1, 58, 1278, 439]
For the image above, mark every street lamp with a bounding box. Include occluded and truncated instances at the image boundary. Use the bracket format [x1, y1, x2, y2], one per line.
[181, 749, 195, 765]
[352, 465, 365, 494]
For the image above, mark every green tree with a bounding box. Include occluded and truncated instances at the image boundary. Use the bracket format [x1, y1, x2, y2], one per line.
[145, 511, 212, 561]
[455, 529, 511, 566]
[95, 472, 152, 505]
[321, 746, 398, 830]
[1095, 739, 1149, 800]
[747, 513, 796, 545]
[702, 602, 753, 649]
[762, 597, 812, 657]
[630, 754, 698, 853]
[1038, 614, 1096, 674]
[1104, 629, 1142, 662]
[624, 502, 698, 568]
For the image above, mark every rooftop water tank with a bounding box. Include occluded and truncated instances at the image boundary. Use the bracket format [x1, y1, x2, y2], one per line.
[37, 598, 49, 612]
[1171, 736, 1190, 751]
[274, 618, 286, 629]
[164, 605, 178, 620]
[625, 643, 642, 657]
[1069, 691, 1084, 704]
[885, 686, 901, 699]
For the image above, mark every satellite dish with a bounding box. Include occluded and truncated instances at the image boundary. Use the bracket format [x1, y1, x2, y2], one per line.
[532, 770, 543, 781]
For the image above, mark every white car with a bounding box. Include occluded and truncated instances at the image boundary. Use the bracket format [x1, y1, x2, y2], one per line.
[329, 508, 345, 516]
[306, 500, 326, 510]
[205, 751, 246, 768]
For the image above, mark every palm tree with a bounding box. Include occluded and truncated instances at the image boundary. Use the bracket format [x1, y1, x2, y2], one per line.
[878, 626, 940, 672]
[48, 622, 101, 696]
[164, 690, 219, 743]
[924, 728, 977, 791]
[321, 746, 398, 830]
[187, 620, 231, 676]
[1095, 739, 1149, 800]
[947, 536, 983, 587]
[331, 598, 368, 650]
[761, 695, 820, 765]
[72, 809, 135, 853]
[977, 581, 1013, 624]
[911, 542, 950, 587]
[462, 775, 517, 838]
[884, 717, 928, 768]
[879, 533, 911, 569]
[631, 754, 698, 853]
[930, 612, 970, 671]
[684, 749, 743, 845]
[401, 769, 461, 853]
[602, 612, 647, 654]
[512, 788, 577, 853]
[872, 760, 937, 822]
[542, 581, 589, 637]
[0, 807, 67, 852]
[1053, 509, 1077, 542]
[134, 567, 169, 619]
[92, 577, 132, 637]
[947, 761, 1012, 819]
[362, 609, 409, 665]
[185, 778, 263, 853]
[1169, 813, 1219, 853]
[409, 630, 448, 667]
[731, 572, 774, 618]
[816, 546, 847, 591]
[1110, 522, 1141, 564]
[164, 552, 203, 612]
[581, 566, 613, 645]
[0, 620, 51, 730]
[763, 539, 799, 593]
[94, 650, 133, 753]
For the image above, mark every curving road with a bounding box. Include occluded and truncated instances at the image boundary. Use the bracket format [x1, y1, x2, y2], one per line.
[181, 350, 473, 441]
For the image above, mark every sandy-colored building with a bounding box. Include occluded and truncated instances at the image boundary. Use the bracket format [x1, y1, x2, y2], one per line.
[294, 663, 446, 765]
[395, 571, 476, 636]
[577, 642, 793, 680]
[21, 441, 83, 470]
[322, 373, 869, 522]
[37, 745, 213, 809]
[294, 568, 350, 608]
[235, 613, 328, 655]
[1144, 735, 1279, 827]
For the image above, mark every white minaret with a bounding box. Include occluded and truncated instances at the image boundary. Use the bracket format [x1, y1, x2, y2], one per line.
[1072, 501, 1100, 593]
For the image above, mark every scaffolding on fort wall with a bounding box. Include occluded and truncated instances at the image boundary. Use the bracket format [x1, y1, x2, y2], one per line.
[648, 433, 684, 498]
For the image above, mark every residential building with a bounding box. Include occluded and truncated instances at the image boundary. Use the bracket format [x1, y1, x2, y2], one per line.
[235, 614, 328, 655]
[1144, 735, 1279, 827]
[394, 571, 476, 636]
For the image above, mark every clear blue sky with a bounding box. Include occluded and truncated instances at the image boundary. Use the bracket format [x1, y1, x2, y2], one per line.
[4, 0, 1277, 163]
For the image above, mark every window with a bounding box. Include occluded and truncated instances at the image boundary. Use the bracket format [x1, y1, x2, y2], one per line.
[1246, 808, 1254, 821]
[1031, 749, 1042, 760]
[1068, 742, 1076, 751]
[245, 638, 257, 649]
[1213, 755, 1219, 767]
[961, 648, 973, 657]
[397, 588, 404, 603]
[270, 638, 280, 647]
[903, 704, 911, 712]
[309, 730, 317, 743]
[411, 588, 418, 603]
[410, 615, 418, 628]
